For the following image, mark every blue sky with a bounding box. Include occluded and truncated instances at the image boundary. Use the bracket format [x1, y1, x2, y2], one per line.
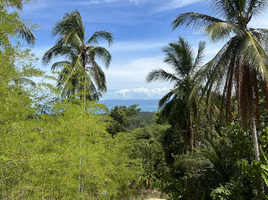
[21, 0, 268, 100]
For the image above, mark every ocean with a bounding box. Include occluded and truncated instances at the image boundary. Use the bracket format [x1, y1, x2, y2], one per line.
[99, 99, 159, 112]
[107, 105, 158, 112]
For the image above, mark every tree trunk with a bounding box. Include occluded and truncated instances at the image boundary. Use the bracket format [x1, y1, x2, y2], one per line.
[194, 125, 199, 148]
[247, 65, 260, 161]
[249, 104, 264, 198]
[249, 102, 260, 161]
[189, 115, 193, 154]
[82, 56, 87, 111]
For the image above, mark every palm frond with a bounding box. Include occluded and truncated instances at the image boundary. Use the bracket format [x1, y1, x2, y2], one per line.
[194, 41, 206, 69]
[209, 0, 238, 23]
[88, 60, 107, 92]
[244, 31, 268, 78]
[13, 77, 36, 87]
[86, 78, 102, 101]
[60, 56, 83, 93]
[19, 22, 36, 46]
[42, 45, 75, 65]
[158, 91, 176, 110]
[51, 61, 70, 71]
[160, 98, 180, 119]
[253, 28, 268, 37]
[201, 135, 228, 183]
[146, 69, 179, 83]
[200, 39, 236, 107]
[172, 12, 223, 32]
[52, 9, 85, 41]
[206, 22, 244, 42]
[247, 0, 268, 18]
[89, 46, 112, 68]
[62, 31, 83, 48]
[86, 30, 114, 46]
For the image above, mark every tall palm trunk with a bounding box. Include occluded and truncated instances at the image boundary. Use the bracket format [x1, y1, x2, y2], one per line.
[82, 54, 87, 111]
[247, 70, 260, 161]
[249, 103, 260, 161]
[189, 115, 193, 153]
[248, 95, 264, 194]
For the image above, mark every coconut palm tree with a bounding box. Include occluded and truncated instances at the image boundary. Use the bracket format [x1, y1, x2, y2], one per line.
[146, 37, 205, 153]
[172, 0, 268, 161]
[42, 9, 113, 102]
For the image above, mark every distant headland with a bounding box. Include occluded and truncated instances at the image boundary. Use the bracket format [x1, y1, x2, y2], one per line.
[99, 99, 159, 107]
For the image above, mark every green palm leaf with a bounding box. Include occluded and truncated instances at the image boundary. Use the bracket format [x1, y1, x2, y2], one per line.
[206, 22, 244, 42]
[86, 30, 114, 46]
[172, 12, 223, 31]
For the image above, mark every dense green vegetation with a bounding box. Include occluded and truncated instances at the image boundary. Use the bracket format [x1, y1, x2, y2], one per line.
[3, 0, 268, 199]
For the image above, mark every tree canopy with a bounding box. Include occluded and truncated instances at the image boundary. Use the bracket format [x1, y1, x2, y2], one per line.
[42, 9, 114, 102]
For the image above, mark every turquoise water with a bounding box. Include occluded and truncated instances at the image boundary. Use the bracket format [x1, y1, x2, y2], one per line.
[107, 106, 158, 112]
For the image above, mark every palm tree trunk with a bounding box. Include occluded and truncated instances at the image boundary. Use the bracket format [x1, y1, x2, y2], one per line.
[249, 102, 264, 196]
[189, 115, 193, 154]
[82, 56, 87, 111]
[194, 125, 199, 148]
[249, 99, 260, 161]
[247, 65, 260, 162]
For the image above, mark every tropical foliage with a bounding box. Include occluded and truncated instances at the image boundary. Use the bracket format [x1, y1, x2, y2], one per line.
[42, 9, 113, 101]
[107, 104, 141, 137]
[4, 0, 268, 199]
[0, 0, 37, 47]
[172, 0, 268, 161]
[146, 37, 205, 154]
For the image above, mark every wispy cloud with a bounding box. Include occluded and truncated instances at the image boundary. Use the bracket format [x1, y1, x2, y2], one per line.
[129, 0, 139, 5]
[78, 0, 144, 5]
[79, 0, 202, 9]
[156, 0, 203, 11]
[79, 0, 118, 5]
[108, 40, 166, 52]
[105, 56, 172, 90]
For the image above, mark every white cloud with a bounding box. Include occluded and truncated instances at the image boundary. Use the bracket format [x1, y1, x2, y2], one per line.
[114, 89, 131, 97]
[105, 56, 172, 90]
[132, 87, 170, 96]
[112, 87, 171, 99]
[79, 0, 201, 8]
[129, 0, 138, 5]
[156, 0, 203, 11]
[108, 40, 166, 52]
[79, 0, 118, 5]
[79, 0, 143, 5]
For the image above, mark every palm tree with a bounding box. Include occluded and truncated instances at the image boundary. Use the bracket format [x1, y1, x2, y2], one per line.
[172, 0, 268, 161]
[42, 9, 113, 102]
[146, 37, 205, 154]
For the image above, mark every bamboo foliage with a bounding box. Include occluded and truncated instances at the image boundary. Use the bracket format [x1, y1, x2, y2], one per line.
[0, 0, 37, 47]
